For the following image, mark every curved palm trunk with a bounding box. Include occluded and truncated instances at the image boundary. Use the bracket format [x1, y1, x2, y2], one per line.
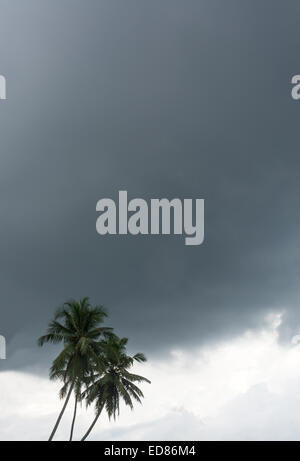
[69, 394, 78, 441]
[81, 407, 103, 441]
[49, 383, 74, 441]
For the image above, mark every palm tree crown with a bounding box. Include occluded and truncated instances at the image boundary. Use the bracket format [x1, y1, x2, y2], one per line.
[81, 336, 150, 440]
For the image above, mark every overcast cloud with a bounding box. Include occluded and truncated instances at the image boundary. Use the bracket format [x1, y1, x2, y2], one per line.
[2, 314, 300, 440]
[1, 0, 300, 440]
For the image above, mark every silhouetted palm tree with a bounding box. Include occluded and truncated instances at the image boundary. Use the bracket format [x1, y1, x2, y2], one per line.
[38, 297, 113, 441]
[81, 336, 150, 441]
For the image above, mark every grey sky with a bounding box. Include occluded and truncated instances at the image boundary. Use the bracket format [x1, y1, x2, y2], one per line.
[1, 0, 300, 368]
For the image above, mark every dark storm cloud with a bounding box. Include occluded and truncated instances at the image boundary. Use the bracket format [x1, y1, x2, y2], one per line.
[1, 0, 300, 368]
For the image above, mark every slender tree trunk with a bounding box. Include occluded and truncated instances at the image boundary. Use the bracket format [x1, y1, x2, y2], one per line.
[48, 383, 74, 441]
[69, 394, 78, 441]
[81, 407, 103, 441]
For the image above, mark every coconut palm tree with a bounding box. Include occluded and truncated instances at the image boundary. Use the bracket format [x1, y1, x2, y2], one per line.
[81, 336, 150, 441]
[38, 297, 113, 441]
